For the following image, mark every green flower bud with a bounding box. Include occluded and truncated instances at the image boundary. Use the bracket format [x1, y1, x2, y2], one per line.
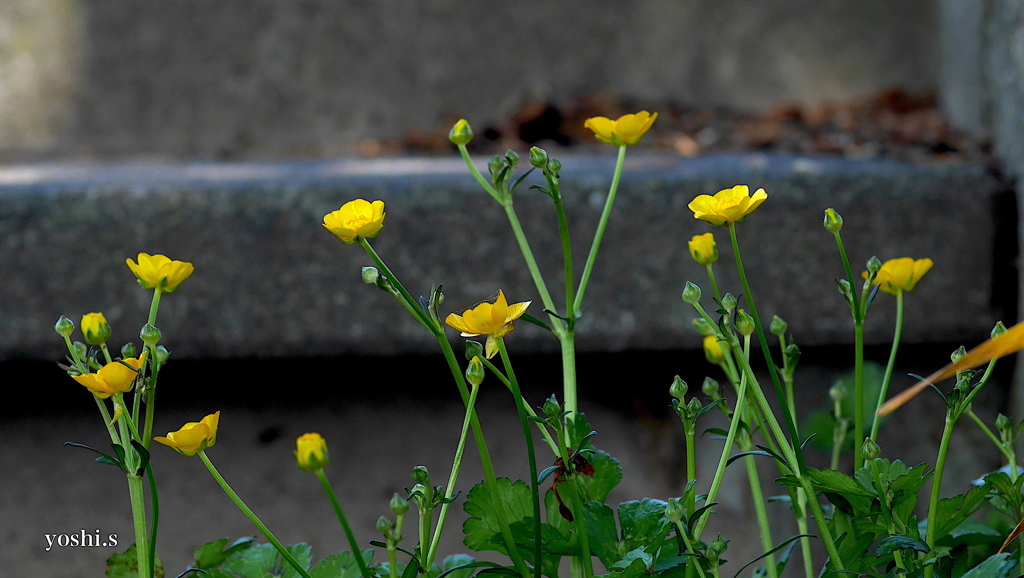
[411, 465, 430, 486]
[54, 316, 75, 338]
[707, 534, 730, 567]
[836, 278, 853, 299]
[375, 273, 397, 295]
[686, 397, 703, 416]
[376, 516, 394, 534]
[951, 346, 967, 363]
[140, 323, 162, 347]
[362, 266, 379, 285]
[529, 147, 548, 169]
[120, 342, 138, 359]
[784, 343, 801, 368]
[542, 395, 562, 419]
[390, 492, 410, 515]
[669, 376, 688, 401]
[829, 383, 847, 402]
[73, 341, 87, 359]
[504, 150, 519, 170]
[702, 377, 720, 398]
[547, 158, 562, 174]
[866, 256, 882, 274]
[693, 318, 716, 337]
[735, 309, 755, 337]
[682, 282, 702, 305]
[823, 208, 844, 233]
[81, 313, 112, 346]
[996, 413, 1013, 433]
[449, 119, 473, 146]
[664, 498, 684, 523]
[721, 293, 737, 314]
[487, 155, 504, 178]
[465, 340, 483, 360]
[154, 345, 171, 364]
[992, 321, 1008, 338]
[466, 356, 486, 387]
[860, 437, 881, 460]
[769, 315, 788, 336]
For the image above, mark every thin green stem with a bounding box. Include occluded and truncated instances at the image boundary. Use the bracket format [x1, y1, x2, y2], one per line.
[924, 411, 956, 578]
[870, 292, 904, 442]
[147, 289, 162, 327]
[574, 145, 626, 313]
[560, 334, 579, 420]
[360, 240, 437, 333]
[480, 356, 559, 455]
[739, 435, 778, 578]
[425, 379, 481, 571]
[315, 470, 373, 578]
[546, 172, 575, 319]
[870, 459, 909, 575]
[457, 144, 503, 202]
[501, 202, 560, 327]
[672, 521, 708, 578]
[126, 473, 151, 578]
[967, 410, 1015, 463]
[684, 423, 696, 517]
[198, 451, 313, 578]
[706, 264, 721, 304]
[142, 343, 161, 449]
[854, 322, 865, 471]
[145, 463, 159, 578]
[566, 478, 595, 578]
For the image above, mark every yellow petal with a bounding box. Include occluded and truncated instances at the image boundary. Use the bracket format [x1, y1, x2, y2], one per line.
[504, 300, 532, 324]
[444, 313, 474, 335]
[584, 117, 616, 145]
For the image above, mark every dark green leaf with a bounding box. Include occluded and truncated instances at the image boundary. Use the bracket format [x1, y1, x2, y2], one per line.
[194, 537, 255, 570]
[221, 543, 277, 577]
[931, 484, 990, 540]
[960, 553, 1015, 578]
[463, 478, 533, 556]
[575, 450, 622, 504]
[875, 535, 929, 556]
[726, 450, 772, 467]
[520, 313, 554, 333]
[537, 466, 560, 485]
[582, 502, 619, 568]
[618, 499, 667, 551]
[281, 544, 313, 578]
[731, 535, 812, 578]
[105, 543, 165, 578]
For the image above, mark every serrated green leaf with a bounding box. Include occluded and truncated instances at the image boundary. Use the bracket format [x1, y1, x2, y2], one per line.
[438, 554, 476, 578]
[931, 484, 990, 540]
[281, 543, 313, 578]
[568, 413, 597, 450]
[960, 553, 1015, 578]
[463, 478, 533, 555]
[985, 472, 1024, 514]
[610, 548, 652, 570]
[618, 499, 667, 551]
[575, 450, 622, 504]
[105, 543, 165, 578]
[875, 534, 929, 556]
[310, 551, 351, 578]
[582, 502, 618, 568]
[194, 537, 256, 570]
[222, 542, 277, 577]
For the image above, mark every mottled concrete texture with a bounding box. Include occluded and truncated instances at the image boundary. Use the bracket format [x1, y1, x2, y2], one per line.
[0, 153, 1008, 361]
[0, 0, 937, 159]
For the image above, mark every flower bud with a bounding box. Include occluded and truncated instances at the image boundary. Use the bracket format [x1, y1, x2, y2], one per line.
[692, 318, 716, 337]
[664, 498, 684, 523]
[465, 339, 483, 360]
[449, 119, 473, 146]
[720, 293, 737, 314]
[466, 356, 485, 387]
[992, 321, 1008, 338]
[682, 282, 702, 305]
[361, 266, 379, 285]
[81, 313, 112, 345]
[411, 465, 430, 486]
[686, 397, 703, 417]
[504, 150, 519, 170]
[951, 346, 967, 363]
[707, 534, 729, 566]
[73, 341, 87, 359]
[294, 432, 329, 471]
[375, 273, 397, 295]
[688, 233, 718, 266]
[702, 377, 720, 398]
[823, 208, 843, 233]
[529, 147, 548, 169]
[542, 395, 562, 419]
[154, 345, 171, 364]
[120, 342, 138, 359]
[547, 158, 562, 174]
[734, 310, 755, 337]
[669, 375, 688, 401]
[836, 279, 853, 300]
[996, 413, 1013, 433]
[487, 155, 504, 178]
[54, 316, 75, 338]
[140, 323, 162, 347]
[784, 343, 801, 368]
[703, 336, 726, 365]
[390, 492, 411, 515]
[860, 437, 881, 461]
[866, 256, 882, 274]
[377, 516, 394, 535]
[829, 383, 848, 403]
[769, 315, 788, 336]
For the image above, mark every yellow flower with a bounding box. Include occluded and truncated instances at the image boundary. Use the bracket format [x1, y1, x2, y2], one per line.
[445, 290, 531, 358]
[688, 233, 718, 265]
[81, 312, 111, 346]
[688, 185, 768, 226]
[295, 433, 329, 471]
[126, 253, 195, 292]
[72, 356, 145, 399]
[584, 111, 658, 146]
[862, 257, 934, 295]
[154, 411, 220, 457]
[322, 199, 386, 244]
[703, 336, 727, 365]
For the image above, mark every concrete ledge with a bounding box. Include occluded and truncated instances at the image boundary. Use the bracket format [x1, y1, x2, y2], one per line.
[0, 153, 1009, 360]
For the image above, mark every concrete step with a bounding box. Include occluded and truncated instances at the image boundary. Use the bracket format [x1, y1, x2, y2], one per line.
[0, 153, 1011, 361]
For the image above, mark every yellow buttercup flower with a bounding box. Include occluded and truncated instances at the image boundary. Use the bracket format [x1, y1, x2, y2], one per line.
[584, 111, 658, 146]
[688, 233, 718, 265]
[323, 199, 386, 244]
[688, 185, 768, 226]
[72, 356, 145, 399]
[862, 257, 934, 295]
[154, 411, 220, 457]
[445, 290, 531, 358]
[295, 433, 329, 472]
[81, 312, 112, 346]
[703, 336, 727, 365]
[126, 253, 195, 292]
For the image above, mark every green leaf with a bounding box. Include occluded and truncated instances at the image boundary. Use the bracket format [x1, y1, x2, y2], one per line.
[930, 484, 990, 540]
[222, 542, 278, 577]
[194, 537, 255, 570]
[105, 543, 165, 578]
[941, 519, 1002, 546]
[582, 502, 619, 568]
[960, 553, 1015, 578]
[576, 450, 622, 504]
[281, 544, 313, 578]
[618, 499, 667, 551]
[568, 413, 598, 450]
[463, 478, 533, 555]
[438, 555, 476, 578]
[805, 468, 876, 516]
[875, 535, 929, 556]
[985, 472, 1024, 514]
[342, 551, 375, 578]
[609, 548, 652, 571]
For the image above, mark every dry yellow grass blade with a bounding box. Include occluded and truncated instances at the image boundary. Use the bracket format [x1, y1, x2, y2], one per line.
[877, 320, 1024, 417]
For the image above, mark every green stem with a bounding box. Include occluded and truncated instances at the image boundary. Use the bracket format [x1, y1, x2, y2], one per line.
[457, 144, 503, 202]
[360, 240, 437, 333]
[794, 489, 814, 578]
[830, 228, 866, 471]
[566, 477, 595, 578]
[672, 521, 708, 578]
[739, 434, 778, 578]
[126, 473, 151, 578]
[870, 458, 909, 575]
[148, 289, 162, 327]
[574, 145, 626, 313]
[501, 202, 561, 328]
[425, 378, 481, 571]
[547, 171, 576, 319]
[498, 339, 543, 578]
[142, 343, 161, 449]
[727, 224, 806, 475]
[480, 357, 559, 455]
[924, 411, 956, 578]
[388, 512, 404, 578]
[967, 410, 1014, 463]
[198, 451, 313, 578]
[870, 292, 904, 442]
[315, 470, 373, 578]
[706, 264, 721, 304]
[145, 463, 159, 578]
[560, 333, 579, 423]
[684, 423, 696, 517]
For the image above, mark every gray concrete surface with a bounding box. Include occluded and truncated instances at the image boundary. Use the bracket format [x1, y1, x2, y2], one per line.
[0, 1, 938, 160]
[0, 153, 1008, 362]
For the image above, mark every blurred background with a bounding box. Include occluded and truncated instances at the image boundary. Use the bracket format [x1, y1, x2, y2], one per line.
[3, 1, 1023, 576]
